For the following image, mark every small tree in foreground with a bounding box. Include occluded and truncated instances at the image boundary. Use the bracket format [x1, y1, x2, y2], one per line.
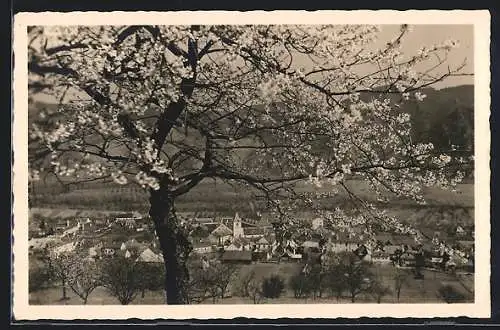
[235, 269, 257, 298]
[248, 277, 263, 304]
[214, 263, 239, 300]
[67, 258, 101, 304]
[393, 268, 409, 302]
[368, 280, 392, 303]
[100, 256, 142, 305]
[338, 252, 373, 303]
[136, 262, 165, 298]
[289, 272, 313, 300]
[324, 266, 348, 302]
[261, 274, 285, 299]
[47, 252, 79, 301]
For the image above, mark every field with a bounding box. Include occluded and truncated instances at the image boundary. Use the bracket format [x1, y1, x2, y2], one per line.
[30, 180, 474, 227]
[29, 262, 473, 305]
[31, 177, 474, 209]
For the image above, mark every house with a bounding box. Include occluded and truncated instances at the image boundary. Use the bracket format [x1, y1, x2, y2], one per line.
[211, 223, 233, 245]
[136, 248, 164, 263]
[225, 238, 252, 252]
[61, 225, 80, 238]
[254, 236, 271, 252]
[88, 245, 102, 259]
[371, 251, 392, 264]
[220, 251, 252, 264]
[302, 240, 320, 250]
[115, 218, 138, 229]
[193, 241, 213, 254]
[233, 237, 252, 250]
[103, 247, 116, 257]
[271, 239, 299, 255]
[225, 242, 242, 251]
[243, 227, 264, 239]
[399, 252, 416, 267]
[456, 225, 466, 237]
[451, 253, 469, 266]
[271, 239, 303, 261]
[312, 217, 324, 230]
[281, 249, 303, 262]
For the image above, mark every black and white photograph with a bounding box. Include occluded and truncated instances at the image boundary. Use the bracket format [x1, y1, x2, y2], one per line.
[12, 10, 491, 319]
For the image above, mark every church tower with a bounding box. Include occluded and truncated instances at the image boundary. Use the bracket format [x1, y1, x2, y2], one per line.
[233, 213, 244, 238]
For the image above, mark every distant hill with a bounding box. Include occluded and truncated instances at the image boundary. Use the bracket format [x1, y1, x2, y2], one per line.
[357, 85, 474, 153]
[401, 85, 474, 154]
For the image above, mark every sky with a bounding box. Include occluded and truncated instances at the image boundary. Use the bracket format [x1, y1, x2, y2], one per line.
[377, 24, 474, 88]
[31, 24, 474, 104]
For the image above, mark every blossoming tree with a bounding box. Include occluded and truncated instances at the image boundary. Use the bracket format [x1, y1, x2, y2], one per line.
[28, 24, 470, 304]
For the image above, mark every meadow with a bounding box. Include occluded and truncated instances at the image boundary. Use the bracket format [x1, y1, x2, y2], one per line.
[30, 179, 473, 214]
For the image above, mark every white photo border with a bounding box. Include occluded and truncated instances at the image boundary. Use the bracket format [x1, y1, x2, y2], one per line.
[12, 10, 491, 320]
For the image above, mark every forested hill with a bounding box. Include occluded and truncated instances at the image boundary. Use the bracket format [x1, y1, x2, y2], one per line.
[396, 85, 473, 154]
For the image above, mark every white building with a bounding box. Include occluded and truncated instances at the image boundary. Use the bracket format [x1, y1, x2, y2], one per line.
[193, 242, 213, 254]
[136, 248, 164, 263]
[312, 217, 324, 230]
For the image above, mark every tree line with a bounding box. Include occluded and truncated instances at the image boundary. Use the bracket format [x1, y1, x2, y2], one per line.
[29, 249, 469, 304]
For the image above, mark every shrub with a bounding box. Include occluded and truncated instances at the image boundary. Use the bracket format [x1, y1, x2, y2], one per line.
[100, 257, 143, 305]
[235, 269, 257, 297]
[261, 274, 285, 299]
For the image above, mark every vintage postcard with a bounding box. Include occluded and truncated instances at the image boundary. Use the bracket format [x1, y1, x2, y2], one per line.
[12, 10, 491, 320]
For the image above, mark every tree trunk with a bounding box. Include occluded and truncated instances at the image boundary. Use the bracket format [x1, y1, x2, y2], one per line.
[149, 190, 192, 305]
[62, 279, 67, 300]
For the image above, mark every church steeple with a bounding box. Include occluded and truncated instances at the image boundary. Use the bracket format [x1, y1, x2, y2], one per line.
[233, 212, 244, 238]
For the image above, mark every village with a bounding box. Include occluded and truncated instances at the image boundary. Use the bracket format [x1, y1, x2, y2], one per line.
[29, 209, 475, 276]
